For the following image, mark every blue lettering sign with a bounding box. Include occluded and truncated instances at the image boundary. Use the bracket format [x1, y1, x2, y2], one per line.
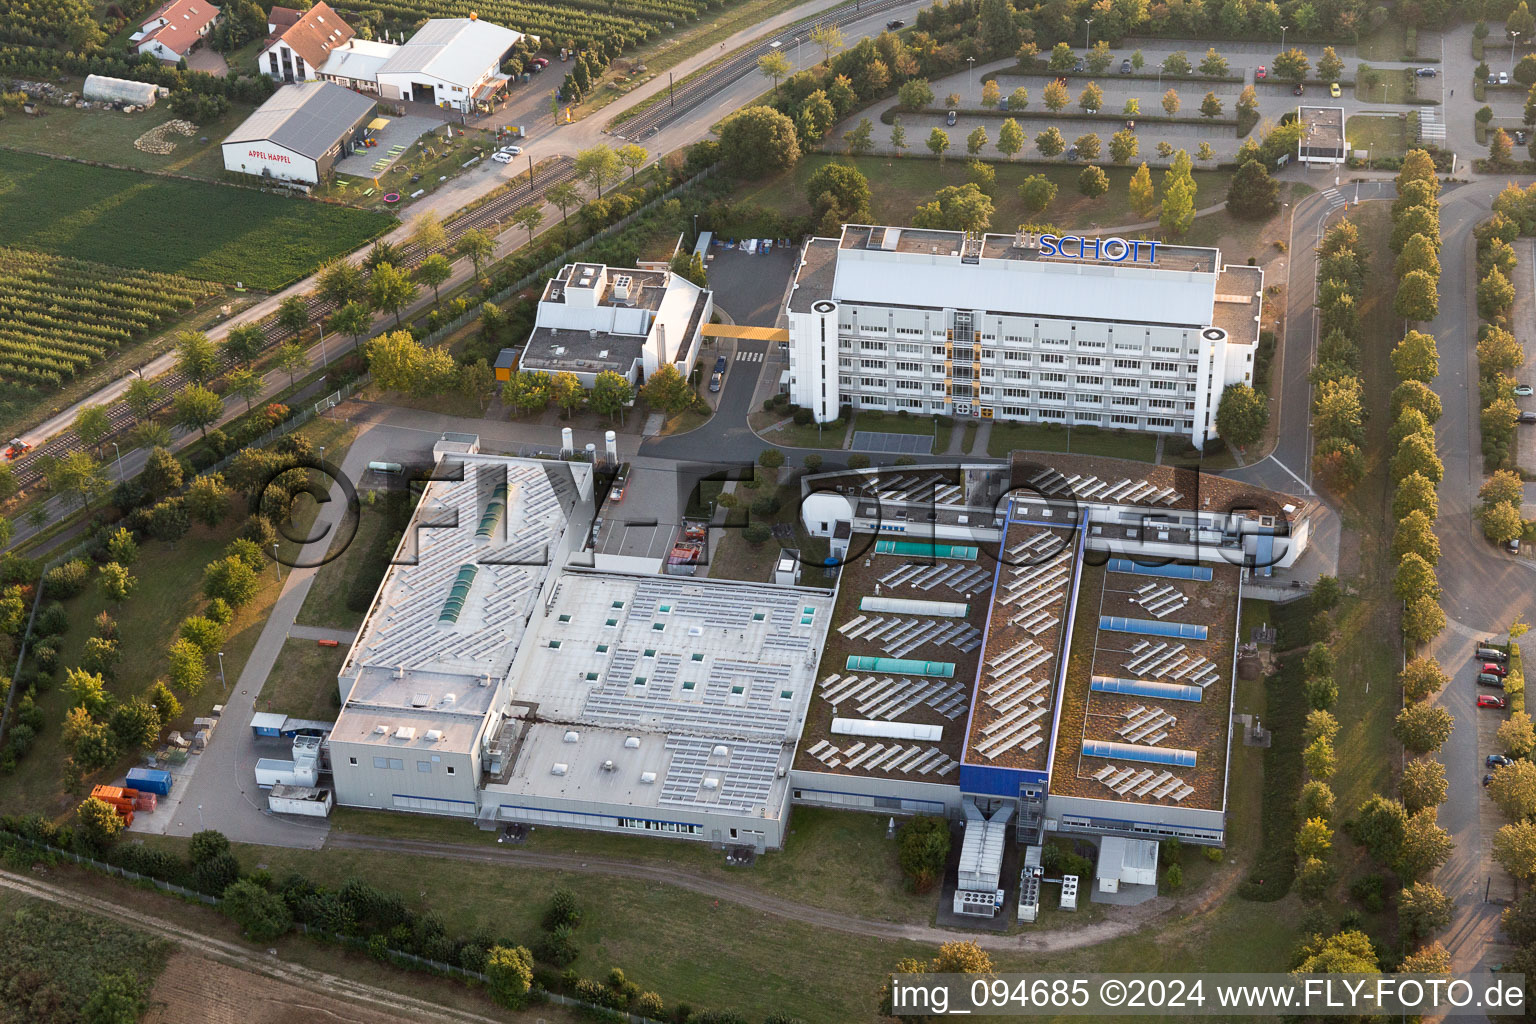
[1038, 234, 1156, 265]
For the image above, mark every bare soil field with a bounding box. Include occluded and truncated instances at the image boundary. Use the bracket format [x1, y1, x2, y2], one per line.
[144, 952, 423, 1024]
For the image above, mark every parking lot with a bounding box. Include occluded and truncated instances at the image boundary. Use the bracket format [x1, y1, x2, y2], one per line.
[702, 242, 798, 327]
[852, 430, 935, 454]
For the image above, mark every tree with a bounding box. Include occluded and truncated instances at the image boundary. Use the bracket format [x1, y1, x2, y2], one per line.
[1225, 159, 1278, 219]
[1480, 267, 1516, 320]
[1009, 86, 1029, 111]
[1079, 81, 1103, 112]
[1048, 42, 1076, 72]
[1295, 816, 1332, 859]
[889, 117, 907, 156]
[1391, 432, 1442, 486]
[409, 211, 446, 254]
[265, 341, 306, 391]
[317, 258, 364, 309]
[897, 78, 934, 110]
[1514, 1, 1536, 41]
[109, 696, 160, 752]
[1393, 471, 1439, 521]
[1354, 794, 1408, 865]
[718, 107, 800, 177]
[1163, 51, 1191, 75]
[124, 377, 160, 424]
[1400, 758, 1448, 814]
[1199, 91, 1223, 118]
[222, 367, 262, 414]
[1018, 174, 1056, 214]
[176, 330, 218, 384]
[82, 972, 147, 1024]
[1292, 929, 1379, 974]
[1500, 712, 1536, 759]
[997, 118, 1025, 159]
[1128, 162, 1155, 217]
[64, 666, 110, 715]
[1303, 736, 1336, 777]
[1042, 78, 1069, 111]
[1397, 808, 1453, 882]
[1214, 384, 1267, 449]
[1490, 759, 1536, 820]
[1273, 47, 1310, 83]
[454, 228, 496, 281]
[276, 294, 308, 343]
[367, 263, 418, 328]
[1403, 595, 1447, 646]
[844, 117, 875, 157]
[76, 797, 126, 849]
[56, 450, 108, 510]
[1392, 379, 1442, 423]
[897, 815, 951, 892]
[926, 127, 950, 161]
[1393, 268, 1439, 322]
[1400, 656, 1448, 703]
[97, 561, 136, 603]
[808, 22, 843, 63]
[966, 125, 989, 156]
[222, 878, 292, 941]
[142, 446, 183, 501]
[412, 253, 452, 307]
[912, 183, 994, 231]
[1196, 141, 1214, 162]
[797, 89, 836, 142]
[204, 555, 259, 608]
[73, 405, 110, 455]
[981, 80, 1001, 109]
[221, 324, 263, 369]
[1159, 177, 1196, 236]
[171, 384, 223, 440]
[1109, 128, 1138, 164]
[1199, 47, 1227, 76]
[1496, 821, 1536, 883]
[639, 364, 692, 415]
[1399, 882, 1452, 940]
[1296, 780, 1336, 821]
[1317, 46, 1344, 83]
[1396, 231, 1442, 283]
[1161, 88, 1180, 115]
[1034, 126, 1065, 158]
[590, 371, 634, 422]
[1078, 165, 1109, 199]
[1395, 701, 1454, 754]
[485, 945, 535, 1008]
[1073, 132, 1100, 160]
[757, 49, 791, 92]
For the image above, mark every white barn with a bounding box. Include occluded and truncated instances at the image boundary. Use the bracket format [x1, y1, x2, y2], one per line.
[374, 16, 521, 112]
[221, 82, 376, 184]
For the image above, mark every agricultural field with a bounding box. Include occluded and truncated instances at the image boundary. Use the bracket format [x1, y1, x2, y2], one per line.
[0, 150, 395, 291]
[335, 0, 728, 51]
[0, 246, 221, 388]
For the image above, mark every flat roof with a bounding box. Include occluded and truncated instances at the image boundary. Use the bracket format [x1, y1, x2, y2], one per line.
[223, 82, 375, 159]
[1299, 105, 1347, 154]
[1046, 558, 1241, 812]
[1213, 265, 1264, 348]
[520, 326, 644, 375]
[485, 571, 834, 821]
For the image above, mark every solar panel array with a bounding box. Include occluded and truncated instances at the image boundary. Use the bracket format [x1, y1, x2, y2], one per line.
[819, 673, 968, 721]
[877, 560, 991, 594]
[1025, 468, 1183, 506]
[1092, 764, 1196, 802]
[1131, 582, 1189, 619]
[870, 471, 964, 505]
[804, 738, 958, 777]
[659, 737, 783, 812]
[835, 614, 981, 658]
[1121, 641, 1221, 689]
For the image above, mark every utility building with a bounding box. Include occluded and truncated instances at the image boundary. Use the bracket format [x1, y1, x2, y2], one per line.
[221, 81, 376, 184]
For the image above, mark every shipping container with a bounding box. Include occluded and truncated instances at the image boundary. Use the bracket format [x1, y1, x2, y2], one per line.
[134, 792, 157, 811]
[125, 767, 173, 795]
[255, 758, 318, 789]
[114, 808, 133, 826]
[267, 784, 333, 817]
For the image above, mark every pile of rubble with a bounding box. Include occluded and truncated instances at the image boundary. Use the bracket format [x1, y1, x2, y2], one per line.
[134, 119, 197, 154]
[4, 78, 76, 106]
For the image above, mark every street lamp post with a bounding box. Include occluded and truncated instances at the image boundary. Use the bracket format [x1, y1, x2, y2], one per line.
[1280, 25, 1288, 52]
[1084, 17, 1093, 51]
[111, 442, 123, 483]
[1157, 60, 1165, 91]
[217, 651, 227, 693]
[197, 804, 204, 830]
[1513, 31, 1522, 69]
[967, 56, 976, 98]
[273, 542, 281, 581]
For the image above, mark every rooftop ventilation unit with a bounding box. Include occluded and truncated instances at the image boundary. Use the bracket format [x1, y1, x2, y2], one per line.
[563, 730, 580, 743]
[640, 771, 657, 783]
[612, 275, 632, 301]
[373, 724, 389, 735]
[624, 736, 641, 749]
[701, 777, 719, 790]
[425, 729, 444, 742]
[600, 760, 616, 771]
[411, 693, 429, 707]
[711, 744, 730, 759]
[551, 763, 568, 775]
[394, 726, 416, 740]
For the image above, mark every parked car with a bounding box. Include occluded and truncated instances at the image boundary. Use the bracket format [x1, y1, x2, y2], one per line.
[1501, 71, 1511, 84]
[709, 371, 723, 392]
[1518, 130, 1530, 145]
[491, 151, 514, 163]
[998, 97, 1008, 110]
[1488, 753, 1515, 768]
[1489, 71, 1500, 83]
[1508, 538, 1523, 554]
[1329, 81, 1342, 98]
[1515, 384, 1534, 396]
[1479, 693, 1509, 709]
[1120, 58, 1132, 73]
[1518, 410, 1536, 424]
[609, 463, 630, 502]
[1293, 83, 1305, 95]
[1067, 145, 1080, 161]
[1415, 67, 1437, 77]
[1478, 673, 1507, 688]
[530, 56, 550, 69]
[714, 355, 728, 375]
[499, 145, 522, 155]
[1485, 774, 1496, 787]
[1255, 65, 1266, 80]
[1479, 645, 1511, 662]
[1074, 58, 1085, 72]
[1484, 661, 1510, 677]
[946, 109, 957, 125]
[886, 18, 904, 29]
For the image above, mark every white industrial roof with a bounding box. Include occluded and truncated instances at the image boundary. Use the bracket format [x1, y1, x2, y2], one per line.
[1099, 835, 1159, 886]
[828, 244, 1219, 328]
[377, 18, 522, 86]
[319, 38, 400, 82]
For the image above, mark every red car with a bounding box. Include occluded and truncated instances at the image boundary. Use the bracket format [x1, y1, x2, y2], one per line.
[1478, 694, 1508, 710]
[1255, 65, 1267, 80]
[1483, 661, 1509, 677]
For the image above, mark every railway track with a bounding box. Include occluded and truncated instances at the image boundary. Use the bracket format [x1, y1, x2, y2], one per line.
[6, 158, 577, 494]
[613, 0, 912, 140]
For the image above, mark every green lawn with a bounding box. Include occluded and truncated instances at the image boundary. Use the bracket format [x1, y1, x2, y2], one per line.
[987, 420, 1160, 461]
[295, 485, 408, 633]
[258, 637, 348, 721]
[0, 100, 255, 179]
[1346, 115, 1410, 161]
[734, 154, 1236, 234]
[1354, 65, 1415, 104]
[1358, 22, 1409, 61]
[0, 150, 395, 290]
[852, 411, 949, 452]
[750, 408, 852, 448]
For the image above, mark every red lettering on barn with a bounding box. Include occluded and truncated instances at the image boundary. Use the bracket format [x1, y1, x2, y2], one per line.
[248, 149, 292, 164]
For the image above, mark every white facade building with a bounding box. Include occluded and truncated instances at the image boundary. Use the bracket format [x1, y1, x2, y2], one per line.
[784, 226, 1263, 448]
[132, 0, 219, 63]
[221, 81, 377, 184]
[258, 2, 355, 84]
[373, 17, 522, 112]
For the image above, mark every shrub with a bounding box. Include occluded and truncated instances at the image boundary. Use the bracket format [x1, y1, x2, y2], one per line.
[43, 559, 92, 599]
[792, 408, 814, 426]
[543, 888, 581, 930]
[897, 815, 951, 892]
[222, 879, 292, 941]
[533, 925, 578, 966]
[743, 522, 773, 544]
[757, 449, 785, 469]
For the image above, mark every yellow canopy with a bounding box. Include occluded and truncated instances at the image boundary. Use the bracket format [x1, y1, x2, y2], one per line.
[367, 117, 390, 131]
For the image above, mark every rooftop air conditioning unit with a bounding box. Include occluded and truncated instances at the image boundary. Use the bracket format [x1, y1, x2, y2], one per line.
[564, 730, 580, 743]
[551, 763, 568, 775]
[425, 729, 444, 742]
[640, 771, 657, 783]
[624, 736, 641, 749]
[601, 760, 615, 771]
[712, 744, 730, 758]
[702, 777, 719, 790]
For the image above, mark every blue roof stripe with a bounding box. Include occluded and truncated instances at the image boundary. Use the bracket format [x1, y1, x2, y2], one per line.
[1091, 676, 1203, 703]
[1082, 739, 1198, 767]
[1099, 615, 1208, 641]
[1106, 558, 1213, 581]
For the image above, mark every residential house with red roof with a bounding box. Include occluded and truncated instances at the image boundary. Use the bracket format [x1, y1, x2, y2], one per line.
[258, 2, 355, 83]
[132, 0, 220, 63]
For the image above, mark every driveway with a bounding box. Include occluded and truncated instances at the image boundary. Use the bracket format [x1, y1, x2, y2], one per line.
[185, 47, 228, 76]
[705, 244, 798, 327]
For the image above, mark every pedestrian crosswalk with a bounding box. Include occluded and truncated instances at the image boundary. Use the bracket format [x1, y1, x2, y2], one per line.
[1321, 188, 1346, 213]
[735, 350, 765, 363]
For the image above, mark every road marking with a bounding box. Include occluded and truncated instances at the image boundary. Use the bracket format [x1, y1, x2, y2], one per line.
[1262, 454, 1314, 495]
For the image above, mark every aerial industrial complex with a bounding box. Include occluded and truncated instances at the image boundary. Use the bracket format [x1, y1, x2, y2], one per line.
[314, 442, 1313, 886]
[784, 225, 1264, 448]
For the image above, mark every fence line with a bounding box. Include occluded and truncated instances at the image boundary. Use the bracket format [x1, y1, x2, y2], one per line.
[1, 829, 666, 1024]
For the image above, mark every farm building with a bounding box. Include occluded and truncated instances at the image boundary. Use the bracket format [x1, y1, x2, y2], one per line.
[318, 38, 402, 95]
[258, 2, 355, 83]
[373, 16, 522, 113]
[82, 75, 161, 107]
[221, 81, 376, 184]
[518, 262, 712, 388]
[132, 0, 220, 63]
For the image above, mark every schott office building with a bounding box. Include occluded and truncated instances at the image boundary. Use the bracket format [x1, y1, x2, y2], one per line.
[783, 225, 1264, 448]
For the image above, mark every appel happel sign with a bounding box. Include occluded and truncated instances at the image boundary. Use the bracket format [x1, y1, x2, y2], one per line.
[248, 149, 292, 164]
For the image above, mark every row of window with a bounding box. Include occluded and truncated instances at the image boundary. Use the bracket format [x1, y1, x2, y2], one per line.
[618, 818, 704, 835]
[361, 755, 457, 776]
